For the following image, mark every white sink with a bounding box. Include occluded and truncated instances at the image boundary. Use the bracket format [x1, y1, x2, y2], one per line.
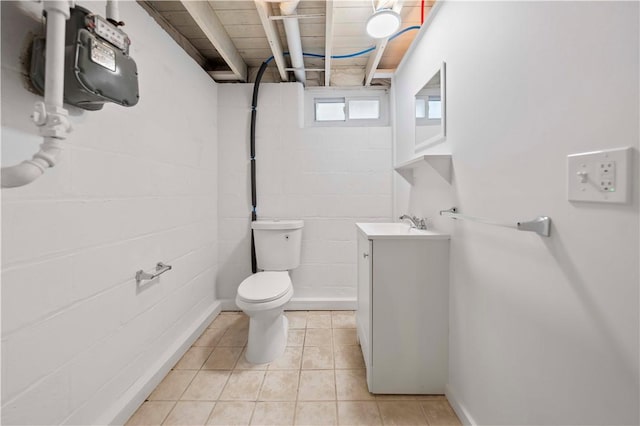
[356, 222, 450, 240]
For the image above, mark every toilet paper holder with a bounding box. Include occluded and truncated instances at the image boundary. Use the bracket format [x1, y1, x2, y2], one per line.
[136, 262, 172, 283]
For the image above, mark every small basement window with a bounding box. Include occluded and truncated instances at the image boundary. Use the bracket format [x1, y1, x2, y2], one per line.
[315, 98, 346, 121]
[428, 96, 442, 119]
[307, 92, 388, 127]
[348, 99, 380, 120]
[416, 95, 442, 123]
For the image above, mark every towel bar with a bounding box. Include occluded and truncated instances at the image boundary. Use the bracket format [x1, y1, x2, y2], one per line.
[136, 262, 172, 283]
[439, 207, 551, 237]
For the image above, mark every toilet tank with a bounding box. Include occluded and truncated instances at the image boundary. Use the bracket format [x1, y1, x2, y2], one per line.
[252, 220, 304, 271]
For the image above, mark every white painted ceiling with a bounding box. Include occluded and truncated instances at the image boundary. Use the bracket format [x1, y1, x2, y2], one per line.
[137, 0, 434, 87]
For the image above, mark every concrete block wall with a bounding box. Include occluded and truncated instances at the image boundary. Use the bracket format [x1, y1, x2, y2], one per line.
[217, 83, 393, 306]
[1, 1, 219, 424]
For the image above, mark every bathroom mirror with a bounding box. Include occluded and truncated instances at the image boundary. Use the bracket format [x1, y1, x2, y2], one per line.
[415, 62, 446, 152]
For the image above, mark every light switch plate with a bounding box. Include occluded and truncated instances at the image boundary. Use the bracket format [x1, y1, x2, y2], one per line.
[568, 147, 632, 203]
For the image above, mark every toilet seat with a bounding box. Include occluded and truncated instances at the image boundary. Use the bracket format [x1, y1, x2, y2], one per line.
[237, 271, 291, 303]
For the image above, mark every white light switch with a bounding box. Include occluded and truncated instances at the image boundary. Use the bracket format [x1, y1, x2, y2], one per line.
[567, 147, 632, 203]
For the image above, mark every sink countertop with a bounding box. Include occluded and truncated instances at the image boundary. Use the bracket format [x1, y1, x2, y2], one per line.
[356, 223, 450, 240]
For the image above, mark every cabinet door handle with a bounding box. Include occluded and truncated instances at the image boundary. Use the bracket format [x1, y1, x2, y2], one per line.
[363, 253, 369, 258]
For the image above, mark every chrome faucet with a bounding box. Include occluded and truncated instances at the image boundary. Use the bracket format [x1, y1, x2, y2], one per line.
[399, 214, 427, 230]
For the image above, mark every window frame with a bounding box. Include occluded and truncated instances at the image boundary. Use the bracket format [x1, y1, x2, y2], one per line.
[415, 92, 442, 127]
[305, 89, 389, 127]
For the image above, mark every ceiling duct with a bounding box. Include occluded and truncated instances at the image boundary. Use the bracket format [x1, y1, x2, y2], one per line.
[279, 0, 306, 85]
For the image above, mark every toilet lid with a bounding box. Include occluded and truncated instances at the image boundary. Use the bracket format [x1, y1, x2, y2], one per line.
[238, 271, 292, 303]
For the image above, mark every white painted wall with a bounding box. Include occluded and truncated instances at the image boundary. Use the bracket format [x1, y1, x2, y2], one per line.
[393, 2, 639, 425]
[217, 83, 392, 307]
[1, 1, 219, 424]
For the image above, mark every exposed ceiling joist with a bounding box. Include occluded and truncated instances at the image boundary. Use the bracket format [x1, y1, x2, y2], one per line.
[254, 0, 289, 81]
[208, 70, 240, 81]
[269, 14, 324, 20]
[179, 0, 248, 82]
[373, 68, 396, 79]
[324, 0, 334, 86]
[364, 40, 388, 86]
[364, 0, 404, 86]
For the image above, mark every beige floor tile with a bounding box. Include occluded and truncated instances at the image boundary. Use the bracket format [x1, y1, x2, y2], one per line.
[304, 329, 332, 347]
[175, 347, 215, 370]
[301, 346, 334, 369]
[332, 329, 357, 346]
[229, 314, 250, 330]
[235, 350, 271, 370]
[337, 401, 381, 425]
[181, 370, 231, 401]
[149, 370, 197, 401]
[375, 394, 420, 401]
[415, 395, 447, 401]
[142, 312, 451, 426]
[331, 312, 356, 329]
[285, 311, 308, 329]
[334, 345, 365, 369]
[163, 401, 214, 425]
[250, 402, 295, 425]
[194, 328, 226, 347]
[210, 313, 245, 329]
[126, 401, 175, 426]
[294, 402, 337, 425]
[219, 327, 249, 347]
[203, 346, 244, 370]
[377, 401, 428, 425]
[269, 346, 303, 370]
[298, 370, 336, 401]
[258, 370, 300, 401]
[420, 400, 462, 425]
[306, 313, 332, 329]
[287, 329, 306, 346]
[220, 370, 266, 401]
[206, 401, 255, 426]
[335, 369, 374, 401]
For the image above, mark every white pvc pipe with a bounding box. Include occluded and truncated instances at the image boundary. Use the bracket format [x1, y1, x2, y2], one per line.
[279, 0, 306, 85]
[1, 1, 71, 188]
[43, 2, 68, 108]
[106, 0, 120, 23]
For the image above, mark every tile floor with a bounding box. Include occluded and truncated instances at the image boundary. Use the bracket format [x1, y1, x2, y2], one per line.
[126, 311, 462, 426]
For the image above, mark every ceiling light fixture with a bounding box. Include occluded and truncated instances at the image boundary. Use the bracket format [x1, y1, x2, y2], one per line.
[366, 8, 401, 39]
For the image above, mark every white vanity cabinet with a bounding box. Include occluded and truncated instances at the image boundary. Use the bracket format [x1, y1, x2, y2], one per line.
[356, 223, 450, 394]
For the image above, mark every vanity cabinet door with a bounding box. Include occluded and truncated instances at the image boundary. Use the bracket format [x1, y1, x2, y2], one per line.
[356, 233, 372, 376]
[370, 239, 449, 394]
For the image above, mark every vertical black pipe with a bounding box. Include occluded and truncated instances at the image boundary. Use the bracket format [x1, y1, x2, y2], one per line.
[250, 61, 270, 274]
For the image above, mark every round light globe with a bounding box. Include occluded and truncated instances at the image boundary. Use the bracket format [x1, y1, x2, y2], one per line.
[366, 9, 401, 39]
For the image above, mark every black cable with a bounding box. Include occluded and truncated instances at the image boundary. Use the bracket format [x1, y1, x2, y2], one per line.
[250, 60, 270, 274]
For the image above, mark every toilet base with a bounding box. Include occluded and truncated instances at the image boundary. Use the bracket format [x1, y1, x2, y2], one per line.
[244, 308, 289, 364]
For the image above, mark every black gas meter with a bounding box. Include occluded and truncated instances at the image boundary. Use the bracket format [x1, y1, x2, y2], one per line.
[30, 5, 139, 111]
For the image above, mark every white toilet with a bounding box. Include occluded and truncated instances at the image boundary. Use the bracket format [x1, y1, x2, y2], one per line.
[235, 219, 303, 364]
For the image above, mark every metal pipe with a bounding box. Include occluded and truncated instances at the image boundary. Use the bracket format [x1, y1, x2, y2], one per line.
[279, 0, 305, 85]
[106, 0, 120, 23]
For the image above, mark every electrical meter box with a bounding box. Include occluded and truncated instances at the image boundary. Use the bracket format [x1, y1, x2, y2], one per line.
[30, 5, 139, 111]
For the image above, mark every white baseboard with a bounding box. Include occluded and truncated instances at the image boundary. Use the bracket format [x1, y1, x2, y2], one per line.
[445, 384, 476, 426]
[219, 297, 357, 311]
[103, 301, 222, 425]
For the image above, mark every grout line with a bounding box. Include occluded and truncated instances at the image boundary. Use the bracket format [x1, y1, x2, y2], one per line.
[419, 400, 432, 426]
[2, 217, 216, 270]
[158, 400, 177, 426]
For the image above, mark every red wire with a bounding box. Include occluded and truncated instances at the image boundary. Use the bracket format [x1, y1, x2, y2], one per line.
[421, 0, 425, 24]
